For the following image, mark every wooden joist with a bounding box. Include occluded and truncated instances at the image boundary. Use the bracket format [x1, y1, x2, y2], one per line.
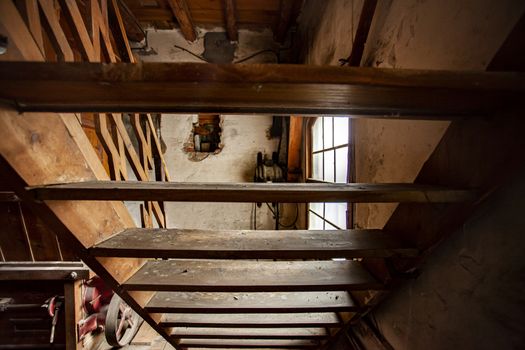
[159, 313, 342, 328]
[176, 338, 319, 348]
[222, 0, 238, 41]
[167, 0, 197, 41]
[0, 62, 523, 115]
[122, 259, 383, 292]
[28, 181, 476, 203]
[0, 262, 89, 281]
[145, 291, 358, 313]
[169, 327, 328, 339]
[90, 228, 418, 259]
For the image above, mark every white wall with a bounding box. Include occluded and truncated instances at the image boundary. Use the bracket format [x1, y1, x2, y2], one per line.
[140, 27, 291, 230]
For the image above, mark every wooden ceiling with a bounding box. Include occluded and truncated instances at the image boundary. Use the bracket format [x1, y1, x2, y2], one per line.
[121, 0, 302, 42]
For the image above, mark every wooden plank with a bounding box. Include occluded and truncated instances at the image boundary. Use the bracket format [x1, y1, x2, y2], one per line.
[222, 0, 238, 41]
[345, 0, 377, 67]
[0, 62, 523, 116]
[91, 228, 418, 259]
[169, 327, 327, 339]
[64, 280, 83, 349]
[160, 313, 342, 328]
[25, 0, 45, 54]
[123, 259, 382, 292]
[0, 1, 43, 61]
[62, 0, 97, 62]
[0, 262, 88, 280]
[274, 0, 294, 43]
[287, 116, 303, 182]
[176, 338, 319, 348]
[146, 291, 358, 313]
[29, 181, 477, 203]
[147, 114, 171, 181]
[167, 0, 197, 41]
[38, 0, 75, 61]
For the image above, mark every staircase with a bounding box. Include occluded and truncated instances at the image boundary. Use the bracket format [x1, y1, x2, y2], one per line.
[10, 179, 472, 349]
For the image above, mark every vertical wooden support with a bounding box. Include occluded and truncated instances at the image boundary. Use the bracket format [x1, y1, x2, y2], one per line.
[167, 0, 197, 42]
[64, 280, 83, 350]
[222, 0, 238, 42]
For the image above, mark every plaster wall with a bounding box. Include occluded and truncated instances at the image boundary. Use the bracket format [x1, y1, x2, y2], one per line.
[139, 27, 292, 230]
[298, 0, 524, 229]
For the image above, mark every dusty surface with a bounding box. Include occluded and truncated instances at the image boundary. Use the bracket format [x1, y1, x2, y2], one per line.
[139, 27, 297, 230]
[299, 0, 525, 229]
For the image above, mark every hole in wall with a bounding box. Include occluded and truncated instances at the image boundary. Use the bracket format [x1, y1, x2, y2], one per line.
[183, 114, 224, 161]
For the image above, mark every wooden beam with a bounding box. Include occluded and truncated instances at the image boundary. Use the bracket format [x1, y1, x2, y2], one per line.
[222, 0, 238, 41]
[169, 327, 328, 339]
[287, 116, 303, 181]
[0, 262, 88, 280]
[176, 338, 319, 348]
[167, 0, 197, 42]
[0, 62, 523, 116]
[346, 0, 377, 66]
[274, 0, 294, 43]
[90, 228, 418, 259]
[28, 181, 477, 203]
[146, 291, 358, 313]
[159, 312, 343, 328]
[122, 259, 383, 292]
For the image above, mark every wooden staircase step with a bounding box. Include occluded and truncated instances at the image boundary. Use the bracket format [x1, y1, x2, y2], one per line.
[122, 259, 383, 292]
[91, 228, 418, 259]
[145, 291, 357, 313]
[168, 327, 328, 339]
[29, 181, 476, 203]
[176, 338, 319, 348]
[159, 313, 342, 328]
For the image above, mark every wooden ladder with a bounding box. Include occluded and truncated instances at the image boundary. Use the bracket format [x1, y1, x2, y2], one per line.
[10, 178, 475, 349]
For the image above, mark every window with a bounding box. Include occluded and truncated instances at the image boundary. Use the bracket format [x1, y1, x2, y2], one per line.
[308, 117, 350, 230]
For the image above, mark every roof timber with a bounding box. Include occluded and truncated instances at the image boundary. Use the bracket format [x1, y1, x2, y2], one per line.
[0, 62, 523, 116]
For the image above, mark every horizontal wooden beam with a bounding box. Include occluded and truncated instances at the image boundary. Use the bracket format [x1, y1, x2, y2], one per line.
[169, 327, 328, 339]
[122, 259, 383, 292]
[90, 228, 418, 259]
[0, 62, 523, 116]
[146, 291, 358, 313]
[159, 313, 343, 328]
[28, 181, 476, 203]
[176, 338, 319, 348]
[0, 262, 89, 280]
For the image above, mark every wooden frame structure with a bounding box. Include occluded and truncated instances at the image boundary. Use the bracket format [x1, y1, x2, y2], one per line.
[1, 1, 525, 349]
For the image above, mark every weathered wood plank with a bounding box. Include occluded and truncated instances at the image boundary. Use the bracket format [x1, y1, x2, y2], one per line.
[91, 228, 418, 259]
[29, 181, 476, 203]
[0, 62, 523, 116]
[167, 0, 197, 41]
[222, 0, 238, 41]
[159, 313, 343, 328]
[146, 291, 357, 313]
[0, 262, 88, 280]
[176, 338, 319, 348]
[123, 259, 383, 292]
[169, 327, 328, 339]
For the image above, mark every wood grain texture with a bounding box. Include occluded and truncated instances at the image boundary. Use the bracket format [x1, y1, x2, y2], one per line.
[123, 259, 382, 292]
[159, 312, 342, 328]
[169, 327, 327, 339]
[176, 338, 319, 348]
[0, 62, 523, 115]
[29, 181, 476, 203]
[167, 0, 197, 41]
[222, 0, 238, 41]
[91, 228, 418, 259]
[146, 291, 357, 313]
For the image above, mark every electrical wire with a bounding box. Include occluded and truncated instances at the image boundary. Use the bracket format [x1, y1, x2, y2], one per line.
[233, 49, 279, 64]
[173, 44, 209, 62]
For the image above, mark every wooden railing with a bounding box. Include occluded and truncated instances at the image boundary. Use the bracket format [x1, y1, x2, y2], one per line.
[0, 0, 168, 228]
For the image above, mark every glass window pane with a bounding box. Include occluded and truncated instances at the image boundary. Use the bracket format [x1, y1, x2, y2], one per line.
[312, 119, 323, 152]
[323, 117, 333, 149]
[309, 202, 323, 216]
[335, 147, 348, 183]
[334, 118, 349, 146]
[308, 211, 324, 229]
[325, 202, 347, 229]
[312, 153, 323, 180]
[324, 150, 334, 182]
